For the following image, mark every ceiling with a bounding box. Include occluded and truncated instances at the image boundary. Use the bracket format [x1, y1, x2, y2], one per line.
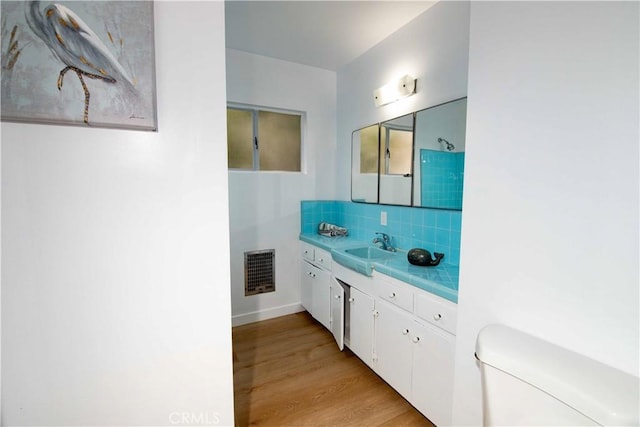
[224, 1, 436, 71]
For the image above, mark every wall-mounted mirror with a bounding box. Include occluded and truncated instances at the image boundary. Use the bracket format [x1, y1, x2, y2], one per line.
[413, 98, 467, 210]
[379, 114, 414, 206]
[351, 97, 467, 210]
[351, 124, 379, 203]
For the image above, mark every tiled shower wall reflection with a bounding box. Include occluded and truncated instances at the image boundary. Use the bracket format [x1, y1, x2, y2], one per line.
[301, 200, 462, 266]
[420, 150, 465, 210]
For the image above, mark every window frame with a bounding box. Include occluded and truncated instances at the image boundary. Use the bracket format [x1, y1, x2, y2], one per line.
[380, 123, 413, 176]
[227, 103, 306, 173]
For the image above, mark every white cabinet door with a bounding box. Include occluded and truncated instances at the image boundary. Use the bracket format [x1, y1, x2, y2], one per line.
[411, 320, 456, 427]
[312, 267, 331, 330]
[330, 277, 345, 351]
[374, 299, 413, 400]
[300, 260, 314, 313]
[349, 287, 374, 367]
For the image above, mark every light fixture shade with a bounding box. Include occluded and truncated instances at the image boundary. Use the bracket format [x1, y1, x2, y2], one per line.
[373, 75, 416, 107]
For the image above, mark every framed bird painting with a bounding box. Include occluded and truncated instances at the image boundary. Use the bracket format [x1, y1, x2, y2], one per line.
[1, 1, 157, 131]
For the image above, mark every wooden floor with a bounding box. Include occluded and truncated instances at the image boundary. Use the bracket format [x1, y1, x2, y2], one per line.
[232, 312, 435, 427]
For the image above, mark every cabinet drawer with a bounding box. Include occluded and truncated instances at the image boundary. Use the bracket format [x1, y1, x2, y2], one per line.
[300, 241, 315, 262]
[315, 248, 332, 270]
[302, 260, 322, 278]
[414, 292, 457, 335]
[378, 279, 413, 313]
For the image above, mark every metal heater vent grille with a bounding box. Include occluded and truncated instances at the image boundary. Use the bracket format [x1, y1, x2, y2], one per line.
[244, 249, 275, 296]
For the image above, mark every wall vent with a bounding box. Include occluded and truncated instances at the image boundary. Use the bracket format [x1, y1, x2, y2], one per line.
[244, 249, 276, 296]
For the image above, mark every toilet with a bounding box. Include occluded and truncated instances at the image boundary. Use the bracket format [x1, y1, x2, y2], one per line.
[475, 324, 639, 426]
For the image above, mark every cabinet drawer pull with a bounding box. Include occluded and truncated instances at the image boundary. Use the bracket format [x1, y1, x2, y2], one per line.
[434, 313, 442, 321]
[412, 336, 420, 343]
[389, 292, 396, 298]
[335, 295, 341, 300]
[348, 297, 355, 303]
[319, 258, 324, 262]
[402, 328, 409, 335]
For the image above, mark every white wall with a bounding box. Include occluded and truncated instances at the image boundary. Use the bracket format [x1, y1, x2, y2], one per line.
[337, 1, 470, 199]
[1, 2, 234, 425]
[379, 175, 412, 205]
[226, 49, 336, 325]
[453, 2, 639, 425]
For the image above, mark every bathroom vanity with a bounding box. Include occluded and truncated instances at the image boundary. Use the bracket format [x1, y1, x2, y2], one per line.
[299, 95, 466, 425]
[299, 236, 457, 426]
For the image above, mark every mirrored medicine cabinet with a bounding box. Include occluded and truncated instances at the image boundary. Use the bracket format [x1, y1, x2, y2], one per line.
[351, 97, 467, 210]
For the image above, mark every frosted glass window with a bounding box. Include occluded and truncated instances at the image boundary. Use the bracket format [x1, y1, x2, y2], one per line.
[227, 107, 302, 172]
[227, 108, 254, 169]
[258, 111, 301, 172]
[380, 128, 413, 175]
[360, 125, 379, 174]
[388, 129, 413, 175]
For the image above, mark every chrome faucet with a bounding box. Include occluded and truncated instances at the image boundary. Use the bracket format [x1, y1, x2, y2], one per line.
[372, 232, 395, 252]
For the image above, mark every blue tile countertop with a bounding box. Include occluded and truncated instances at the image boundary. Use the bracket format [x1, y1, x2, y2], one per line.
[300, 233, 459, 304]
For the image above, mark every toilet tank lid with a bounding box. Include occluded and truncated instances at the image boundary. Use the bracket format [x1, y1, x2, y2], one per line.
[476, 324, 639, 427]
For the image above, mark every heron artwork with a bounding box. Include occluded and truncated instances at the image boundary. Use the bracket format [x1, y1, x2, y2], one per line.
[24, 0, 136, 124]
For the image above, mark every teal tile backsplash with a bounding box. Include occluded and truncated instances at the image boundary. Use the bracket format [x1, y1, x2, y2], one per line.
[301, 200, 462, 266]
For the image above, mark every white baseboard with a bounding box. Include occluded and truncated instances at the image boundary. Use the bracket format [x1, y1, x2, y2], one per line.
[232, 303, 305, 327]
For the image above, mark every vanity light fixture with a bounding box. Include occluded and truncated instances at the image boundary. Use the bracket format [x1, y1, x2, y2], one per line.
[373, 75, 416, 107]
